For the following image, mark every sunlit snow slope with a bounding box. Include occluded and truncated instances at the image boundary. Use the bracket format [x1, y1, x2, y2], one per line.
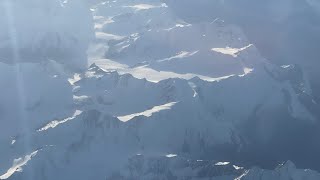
[0, 0, 320, 180]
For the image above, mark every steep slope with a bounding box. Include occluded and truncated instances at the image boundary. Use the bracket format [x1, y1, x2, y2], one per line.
[91, 0, 262, 79]
[105, 156, 320, 180]
[164, 0, 320, 102]
[0, 62, 73, 139]
[1, 61, 317, 179]
[1, 0, 320, 179]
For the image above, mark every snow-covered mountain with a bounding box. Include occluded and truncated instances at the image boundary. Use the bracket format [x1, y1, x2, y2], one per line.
[0, 0, 320, 179]
[1, 63, 318, 179]
[164, 0, 320, 101]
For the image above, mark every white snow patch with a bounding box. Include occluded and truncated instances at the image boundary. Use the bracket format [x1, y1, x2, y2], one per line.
[165, 154, 177, 158]
[157, 51, 199, 63]
[233, 165, 244, 170]
[164, 23, 192, 31]
[118, 102, 177, 122]
[73, 95, 90, 101]
[68, 73, 81, 85]
[91, 59, 232, 82]
[211, 44, 253, 57]
[85, 71, 104, 79]
[176, 24, 184, 28]
[281, 65, 292, 69]
[188, 82, 198, 98]
[239, 67, 254, 77]
[11, 140, 16, 145]
[37, 110, 82, 132]
[0, 151, 38, 180]
[215, 162, 230, 166]
[123, 4, 156, 11]
[123, 3, 167, 11]
[243, 67, 254, 74]
[235, 170, 250, 180]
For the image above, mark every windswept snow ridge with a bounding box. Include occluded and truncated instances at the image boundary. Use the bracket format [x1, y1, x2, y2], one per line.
[123, 3, 167, 11]
[37, 110, 83, 132]
[0, 151, 38, 180]
[211, 44, 253, 58]
[0, 0, 320, 179]
[118, 102, 177, 122]
[157, 51, 199, 62]
[92, 58, 224, 82]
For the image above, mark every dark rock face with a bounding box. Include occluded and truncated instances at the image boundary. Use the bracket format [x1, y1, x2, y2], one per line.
[165, 0, 320, 99]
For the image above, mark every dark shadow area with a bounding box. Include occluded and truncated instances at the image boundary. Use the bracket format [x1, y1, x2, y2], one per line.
[195, 106, 320, 171]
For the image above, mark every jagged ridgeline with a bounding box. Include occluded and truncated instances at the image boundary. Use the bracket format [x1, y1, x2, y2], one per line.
[0, 0, 320, 180]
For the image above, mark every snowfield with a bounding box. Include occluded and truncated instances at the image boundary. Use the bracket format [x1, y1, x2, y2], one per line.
[0, 0, 320, 179]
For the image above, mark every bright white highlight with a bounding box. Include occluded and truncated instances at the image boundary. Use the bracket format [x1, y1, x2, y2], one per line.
[211, 44, 253, 57]
[118, 102, 177, 122]
[37, 110, 83, 132]
[0, 151, 38, 180]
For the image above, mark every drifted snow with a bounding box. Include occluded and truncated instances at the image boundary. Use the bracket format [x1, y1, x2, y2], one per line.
[0, 150, 38, 180]
[165, 154, 177, 158]
[92, 58, 227, 82]
[89, 0, 262, 79]
[123, 4, 165, 11]
[0, 0, 319, 179]
[157, 51, 199, 62]
[37, 110, 83, 132]
[211, 44, 253, 58]
[215, 162, 230, 166]
[118, 102, 177, 122]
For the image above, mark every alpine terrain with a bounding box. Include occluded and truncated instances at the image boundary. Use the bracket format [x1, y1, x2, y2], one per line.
[0, 0, 320, 179]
